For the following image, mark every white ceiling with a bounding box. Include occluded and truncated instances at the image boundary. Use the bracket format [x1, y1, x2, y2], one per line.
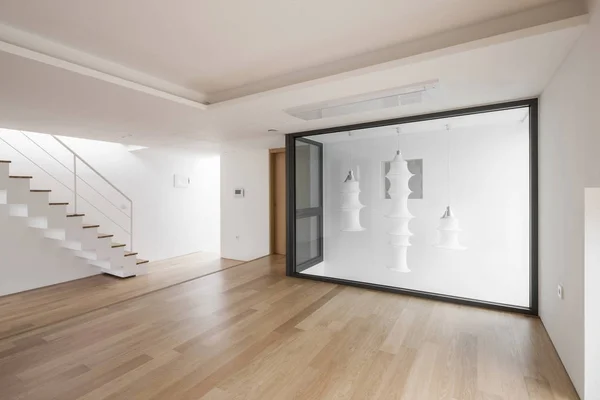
[0, 0, 590, 148]
[0, 0, 559, 100]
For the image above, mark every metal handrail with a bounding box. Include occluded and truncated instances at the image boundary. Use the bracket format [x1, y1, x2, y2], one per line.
[51, 136, 132, 205]
[20, 132, 129, 218]
[51, 136, 134, 251]
[0, 131, 134, 250]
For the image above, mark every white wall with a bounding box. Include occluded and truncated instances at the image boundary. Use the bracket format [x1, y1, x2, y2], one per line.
[585, 188, 600, 400]
[220, 148, 270, 261]
[61, 137, 221, 261]
[0, 204, 98, 295]
[0, 129, 220, 264]
[539, 0, 599, 396]
[311, 122, 530, 306]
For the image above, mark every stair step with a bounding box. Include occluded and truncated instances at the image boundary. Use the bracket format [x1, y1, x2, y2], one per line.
[0, 160, 11, 163]
[98, 233, 114, 239]
[102, 269, 136, 278]
[9, 175, 33, 179]
[137, 259, 149, 265]
[66, 214, 85, 217]
[111, 243, 126, 248]
[124, 251, 138, 257]
[49, 202, 69, 206]
[82, 224, 100, 229]
[31, 190, 51, 193]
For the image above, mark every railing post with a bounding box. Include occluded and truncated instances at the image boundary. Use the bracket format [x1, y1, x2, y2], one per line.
[73, 155, 77, 213]
[130, 202, 134, 251]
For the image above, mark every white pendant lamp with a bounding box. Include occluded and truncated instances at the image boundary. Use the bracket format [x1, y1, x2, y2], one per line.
[386, 128, 414, 272]
[435, 206, 467, 250]
[435, 125, 466, 250]
[340, 169, 365, 231]
[340, 132, 365, 232]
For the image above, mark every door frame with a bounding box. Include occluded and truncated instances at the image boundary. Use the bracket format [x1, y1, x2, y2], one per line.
[269, 148, 285, 255]
[292, 137, 324, 272]
[285, 98, 539, 316]
[285, 137, 325, 274]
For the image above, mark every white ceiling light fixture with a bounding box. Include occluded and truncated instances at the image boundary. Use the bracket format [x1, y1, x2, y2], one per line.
[435, 124, 467, 250]
[340, 132, 365, 232]
[386, 127, 414, 272]
[285, 80, 438, 121]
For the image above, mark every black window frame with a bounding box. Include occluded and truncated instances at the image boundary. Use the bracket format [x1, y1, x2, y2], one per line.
[286, 98, 539, 316]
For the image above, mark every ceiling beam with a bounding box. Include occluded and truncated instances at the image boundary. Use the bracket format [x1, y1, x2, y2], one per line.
[0, 23, 208, 110]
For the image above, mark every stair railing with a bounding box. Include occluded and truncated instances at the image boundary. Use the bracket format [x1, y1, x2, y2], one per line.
[0, 130, 134, 251]
[51, 136, 133, 251]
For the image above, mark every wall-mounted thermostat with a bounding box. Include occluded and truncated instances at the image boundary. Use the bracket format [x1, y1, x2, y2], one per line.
[234, 188, 245, 198]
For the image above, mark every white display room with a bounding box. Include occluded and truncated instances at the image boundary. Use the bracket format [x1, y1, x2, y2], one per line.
[290, 106, 533, 309]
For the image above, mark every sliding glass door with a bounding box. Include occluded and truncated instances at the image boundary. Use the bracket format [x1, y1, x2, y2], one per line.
[293, 138, 323, 272]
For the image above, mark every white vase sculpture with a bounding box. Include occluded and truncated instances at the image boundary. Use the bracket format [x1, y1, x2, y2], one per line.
[340, 170, 365, 231]
[386, 151, 414, 272]
[434, 206, 467, 250]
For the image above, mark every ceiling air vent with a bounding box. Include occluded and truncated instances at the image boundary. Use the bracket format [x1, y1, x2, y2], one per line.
[285, 80, 438, 121]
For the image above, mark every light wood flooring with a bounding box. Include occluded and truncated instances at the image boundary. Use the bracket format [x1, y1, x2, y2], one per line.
[0, 252, 242, 340]
[0, 255, 578, 399]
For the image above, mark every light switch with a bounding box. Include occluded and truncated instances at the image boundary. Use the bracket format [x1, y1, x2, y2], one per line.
[174, 174, 189, 188]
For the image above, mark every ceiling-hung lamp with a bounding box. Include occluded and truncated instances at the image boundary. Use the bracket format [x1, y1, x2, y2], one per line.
[435, 125, 467, 250]
[386, 127, 414, 272]
[340, 132, 365, 232]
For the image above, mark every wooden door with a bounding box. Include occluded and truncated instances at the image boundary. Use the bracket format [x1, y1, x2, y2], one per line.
[274, 152, 286, 255]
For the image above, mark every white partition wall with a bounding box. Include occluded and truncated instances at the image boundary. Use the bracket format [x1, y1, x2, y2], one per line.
[288, 103, 535, 312]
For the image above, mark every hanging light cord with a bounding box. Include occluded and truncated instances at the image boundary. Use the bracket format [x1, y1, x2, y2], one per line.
[396, 127, 401, 155]
[348, 131, 353, 175]
[446, 124, 451, 205]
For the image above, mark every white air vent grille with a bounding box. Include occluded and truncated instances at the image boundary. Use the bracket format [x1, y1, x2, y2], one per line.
[285, 80, 438, 121]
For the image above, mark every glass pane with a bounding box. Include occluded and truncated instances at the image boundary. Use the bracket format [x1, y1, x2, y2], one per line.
[295, 140, 321, 209]
[296, 216, 321, 265]
[297, 107, 531, 309]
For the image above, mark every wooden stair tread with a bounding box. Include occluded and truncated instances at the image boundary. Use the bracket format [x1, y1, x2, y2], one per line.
[0, 160, 11, 163]
[124, 251, 138, 257]
[31, 190, 51, 193]
[66, 214, 85, 217]
[111, 243, 126, 248]
[49, 202, 69, 206]
[9, 175, 32, 179]
[98, 234, 113, 239]
[136, 259, 149, 265]
[82, 224, 100, 229]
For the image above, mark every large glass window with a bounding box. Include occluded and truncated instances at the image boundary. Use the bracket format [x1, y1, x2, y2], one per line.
[288, 105, 535, 311]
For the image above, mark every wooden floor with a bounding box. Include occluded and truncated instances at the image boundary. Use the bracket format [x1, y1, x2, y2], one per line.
[0, 256, 577, 400]
[0, 252, 243, 340]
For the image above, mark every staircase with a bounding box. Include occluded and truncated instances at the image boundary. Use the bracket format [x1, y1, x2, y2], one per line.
[0, 158, 148, 278]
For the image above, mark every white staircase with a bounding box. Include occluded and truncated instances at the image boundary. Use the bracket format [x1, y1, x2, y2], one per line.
[0, 159, 148, 278]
